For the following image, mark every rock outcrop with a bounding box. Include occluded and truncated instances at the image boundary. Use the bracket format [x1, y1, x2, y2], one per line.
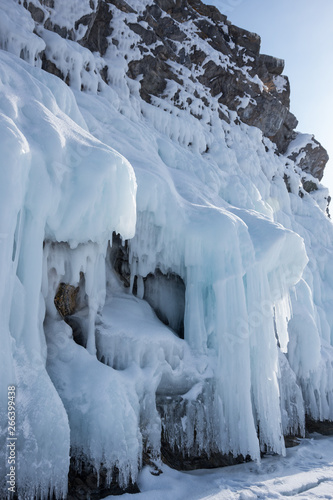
[306, 417, 333, 436]
[67, 459, 140, 499]
[287, 133, 329, 181]
[24, 0, 328, 179]
[54, 282, 79, 318]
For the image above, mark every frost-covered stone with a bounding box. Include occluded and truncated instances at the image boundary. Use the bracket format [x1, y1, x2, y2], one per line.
[287, 132, 329, 181]
[0, 1, 332, 499]
[54, 282, 79, 317]
[18, 0, 328, 163]
[259, 53, 285, 75]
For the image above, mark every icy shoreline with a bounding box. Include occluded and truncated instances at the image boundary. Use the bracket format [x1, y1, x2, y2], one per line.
[121, 434, 333, 499]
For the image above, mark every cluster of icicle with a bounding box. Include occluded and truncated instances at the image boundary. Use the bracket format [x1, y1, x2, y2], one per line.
[1, 1, 333, 498]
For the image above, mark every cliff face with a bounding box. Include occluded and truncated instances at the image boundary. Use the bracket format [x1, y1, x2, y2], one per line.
[1, 1, 333, 499]
[26, 0, 328, 178]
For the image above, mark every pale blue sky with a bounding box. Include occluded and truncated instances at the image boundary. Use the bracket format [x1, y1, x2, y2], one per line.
[210, 0, 333, 193]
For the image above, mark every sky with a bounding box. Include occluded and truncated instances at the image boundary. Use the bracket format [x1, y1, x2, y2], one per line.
[209, 0, 333, 193]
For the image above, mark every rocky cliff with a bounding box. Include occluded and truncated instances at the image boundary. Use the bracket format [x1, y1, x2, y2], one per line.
[24, 0, 328, 181]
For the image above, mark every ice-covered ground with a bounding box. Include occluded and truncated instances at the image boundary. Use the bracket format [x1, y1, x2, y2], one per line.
[121, 435, 333, 500]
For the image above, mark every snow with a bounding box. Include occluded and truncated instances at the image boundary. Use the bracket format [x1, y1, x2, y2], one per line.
[286, 133, 320, 157]
[45, 317, 142, 488]
[0, 0, 333, 498]
[273, 74, 288, 94]
[235, 94, 256, 111]
[37, 27, 100, 93]
[118, 434, 333, 500]
[47, 0, 97, 32]
[0, 0, 45, 65]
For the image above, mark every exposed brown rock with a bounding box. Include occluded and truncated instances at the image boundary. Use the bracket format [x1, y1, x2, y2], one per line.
[77, 2, 113, 56]
[128, 55, 181, 103]
[306, 417, 333, 435]
[288, 135, 329, 181]
[302, 179, 318, 193]
[54, 283, 79, 318]
[109, 232, 131, 288]
[41, 53, 65, 80]
[39, 0, 54, 7]
[22, 0, 329, 169]
[284, 435, 302, 448]
[67, 458, 140, 499]
[259, 54, 284, 75]
[161, 436, 250, 470]
[28, 2, 45, 23]
[228, 24, 261, 54]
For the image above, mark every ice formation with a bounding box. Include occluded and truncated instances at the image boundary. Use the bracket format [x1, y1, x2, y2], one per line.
[0, 0, 333, 498]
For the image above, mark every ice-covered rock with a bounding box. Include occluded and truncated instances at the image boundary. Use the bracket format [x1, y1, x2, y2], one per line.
[0, 48, 135, 498]
[0, 1, 333, 499]
[287, 132, 329, 181]
[26, 0, 322, 158]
